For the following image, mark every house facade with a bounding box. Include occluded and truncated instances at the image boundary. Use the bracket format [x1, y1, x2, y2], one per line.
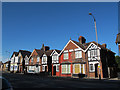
[28, 44, 52, 74]
[18, 50, 31, 73]
[85, 41, 117, 78]
[41, 50, 53, 75]
[59, 36, 117, 79]
[10, 52, 19, 73]
[28, 49, 43, 73]
[59, 37, 86, 77]
[2, 61, 10, 72]
[51, 50, 61, 76]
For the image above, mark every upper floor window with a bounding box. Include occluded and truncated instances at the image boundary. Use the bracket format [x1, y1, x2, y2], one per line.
[31, 57, 33, 64]
[88, 49, 98, 57]
[52, 55, 58, 60]
[43, 56, 47, 62]
[75, 51, 82, 58]
[63, 53, 68, 60]
[37, 57, 39, 62]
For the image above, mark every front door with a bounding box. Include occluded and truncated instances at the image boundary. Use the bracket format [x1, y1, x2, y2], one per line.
[95, 64, 98, 77]
[53, 66, 56, 75]
[45, 66, 47, 72]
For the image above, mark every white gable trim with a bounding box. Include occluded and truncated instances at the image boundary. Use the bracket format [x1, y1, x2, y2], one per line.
[59, 40, 84, 56]
[85, 43, 101, 52]
[50, 50, 58, 56]
[28, 49, 35, 60]
[18, 52, 21, 57]
[43, 54, 47, 57]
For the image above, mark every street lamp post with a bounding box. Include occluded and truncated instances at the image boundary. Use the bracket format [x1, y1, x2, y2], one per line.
[89, 13, 101, 80]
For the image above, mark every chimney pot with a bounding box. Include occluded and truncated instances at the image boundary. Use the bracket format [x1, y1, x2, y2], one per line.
[78, 36, 86, 44]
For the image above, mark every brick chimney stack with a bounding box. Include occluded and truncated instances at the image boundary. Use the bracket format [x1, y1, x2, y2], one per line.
[102, 44, 107, 48]
[78, 36, 86, 44]
[41, 44, 50, 51]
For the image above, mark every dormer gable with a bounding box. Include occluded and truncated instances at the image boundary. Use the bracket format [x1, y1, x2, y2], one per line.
[59, 40, 85, 56]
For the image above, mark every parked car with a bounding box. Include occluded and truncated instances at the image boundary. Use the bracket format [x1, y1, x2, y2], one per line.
[1, 76, 13, 90]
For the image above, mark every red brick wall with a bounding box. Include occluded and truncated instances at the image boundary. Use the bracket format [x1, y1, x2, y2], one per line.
[64, 41, 78, 50]
[59, 41, 87, 77]
[29, 49, 41, 65]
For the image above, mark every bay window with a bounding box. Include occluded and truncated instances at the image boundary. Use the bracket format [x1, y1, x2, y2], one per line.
[61, 64, 71, 74]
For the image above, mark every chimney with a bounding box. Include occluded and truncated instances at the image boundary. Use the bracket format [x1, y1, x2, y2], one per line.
[78, 36, 86, 44]
[41, 44, 44, 50]
[102, 43, 107, 48]
[41, 44, 50, 51]
[44, 46, 50, 51]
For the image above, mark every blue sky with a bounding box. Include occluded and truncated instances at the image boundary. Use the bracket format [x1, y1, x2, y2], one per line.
[2, 2, 118, 62]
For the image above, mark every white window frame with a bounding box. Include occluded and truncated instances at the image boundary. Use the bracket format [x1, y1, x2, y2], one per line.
[61, 64, 71, 74]
[89, 64, 94, 72]
[63, 53, 68, 60]
[29, 66, 34, 70]
[52, 55, 59, 63]
[56, 65, 59, 72]
[37, 56, 39, 63]
[42, 56, 47, 64]
[42, 65, 47, 71]
[75, 50, 82, 59]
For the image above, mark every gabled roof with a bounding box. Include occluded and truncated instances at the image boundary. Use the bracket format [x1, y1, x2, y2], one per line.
[55, 49, 61, 54]
[35, 49, 44, 57]
[11, 52, 19, 58]
[19, 50, 31, 58]
[50, 49, 61, 56]
[71, 40, 86, 50]
[85, 41, 115, 54]
[59, 39, 85, 56]
[4, 61, 10, 64]
[45, 50, 54, 56]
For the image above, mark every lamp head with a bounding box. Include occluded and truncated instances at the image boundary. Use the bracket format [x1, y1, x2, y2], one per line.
[89, 13, 92, 15]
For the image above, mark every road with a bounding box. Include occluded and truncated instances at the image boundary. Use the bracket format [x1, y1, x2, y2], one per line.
[2, 72, 120, 88]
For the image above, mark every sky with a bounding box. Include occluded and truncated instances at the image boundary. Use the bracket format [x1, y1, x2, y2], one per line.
[2, 2, 119, 62]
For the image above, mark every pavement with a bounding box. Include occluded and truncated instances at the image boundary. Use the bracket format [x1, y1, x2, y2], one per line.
[2, 72, 120, 88]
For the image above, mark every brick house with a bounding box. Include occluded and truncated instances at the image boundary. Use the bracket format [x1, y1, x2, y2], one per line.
[50, 49, 61, 76]
[28, 44, 53, 74]
[59, 36, 117, 78]
[18, 50, 31, 73]
[85, 41, 117, 78]
[59, 37, 86, 77]
[28, 49, 44, 73]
